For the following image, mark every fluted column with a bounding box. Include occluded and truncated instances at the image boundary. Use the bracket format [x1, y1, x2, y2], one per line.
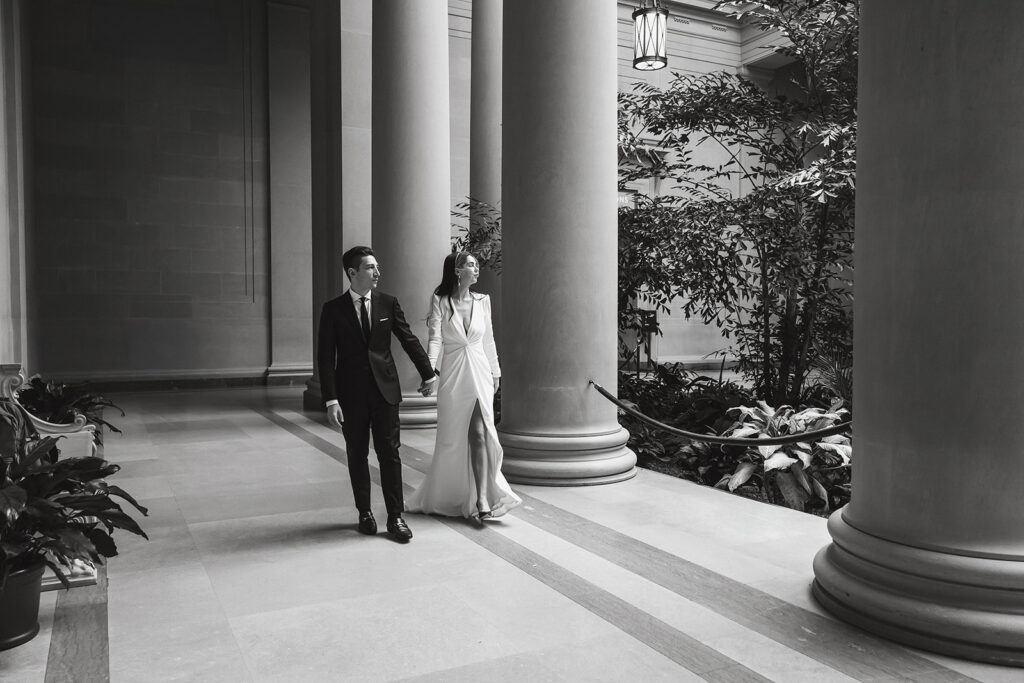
[498, 0, 635, 485]
[0, 0, 28, 371]
[812, 0, 1024, 665]
[372, 0, 451, 427]
[469, 0, 502, 345]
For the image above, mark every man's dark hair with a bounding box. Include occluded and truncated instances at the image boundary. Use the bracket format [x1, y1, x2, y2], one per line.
[342, 246, 375, 280]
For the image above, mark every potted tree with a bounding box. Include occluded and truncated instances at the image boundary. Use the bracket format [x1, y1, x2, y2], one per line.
[0, 397, 147, 651]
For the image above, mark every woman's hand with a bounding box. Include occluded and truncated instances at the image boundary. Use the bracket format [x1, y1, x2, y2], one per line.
[493, 377, 500, 393]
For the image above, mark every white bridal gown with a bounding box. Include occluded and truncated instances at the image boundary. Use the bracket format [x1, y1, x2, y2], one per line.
[406, 293, 522, 519]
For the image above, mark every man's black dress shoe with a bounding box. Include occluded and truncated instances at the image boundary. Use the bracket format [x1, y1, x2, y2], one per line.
[358, 510, 377, 535]
[386, 515, 413, 542]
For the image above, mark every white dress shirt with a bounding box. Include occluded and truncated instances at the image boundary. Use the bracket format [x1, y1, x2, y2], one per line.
[349, 288, 371, 325]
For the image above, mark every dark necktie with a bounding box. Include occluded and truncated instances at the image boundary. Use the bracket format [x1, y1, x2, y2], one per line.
[359, 296, 370, 340]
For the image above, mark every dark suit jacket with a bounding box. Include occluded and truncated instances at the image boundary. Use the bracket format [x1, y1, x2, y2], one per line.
[317, 290, 434, 407]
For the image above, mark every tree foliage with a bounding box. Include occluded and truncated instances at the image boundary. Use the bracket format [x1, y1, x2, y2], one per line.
[618, 0, 858, 405]
[451, 198, 502, 275]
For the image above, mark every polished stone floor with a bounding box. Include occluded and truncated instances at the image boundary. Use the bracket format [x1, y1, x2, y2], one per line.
[1, 387, 1019, 682]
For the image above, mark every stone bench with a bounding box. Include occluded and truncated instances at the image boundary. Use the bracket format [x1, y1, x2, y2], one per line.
[0, 364, 97, 459]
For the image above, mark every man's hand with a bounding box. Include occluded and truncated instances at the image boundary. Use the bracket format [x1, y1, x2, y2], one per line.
[327, 404, 344, 428]
[419, 379, 436, 397]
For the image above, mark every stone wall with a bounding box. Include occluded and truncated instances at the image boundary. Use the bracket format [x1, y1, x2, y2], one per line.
[28, 0, 268, 380]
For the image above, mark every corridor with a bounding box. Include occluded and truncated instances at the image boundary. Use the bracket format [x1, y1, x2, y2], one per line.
[1, 387, 1016, 682]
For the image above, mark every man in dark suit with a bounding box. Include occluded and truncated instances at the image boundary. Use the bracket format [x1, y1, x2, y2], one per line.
[317, 245, 437, 542]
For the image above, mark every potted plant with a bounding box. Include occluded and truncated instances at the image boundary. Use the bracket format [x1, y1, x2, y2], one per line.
[0, 397, 147, 651]
[14, 374, 125, 442]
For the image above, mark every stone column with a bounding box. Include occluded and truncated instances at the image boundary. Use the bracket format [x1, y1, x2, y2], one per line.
[469, 0, 502, 345]
[303, 0, 345, 410]
[0, 0, 28, 371]
[371, 0, 451, 427]
[812, 0, 1024, 665]
[498, 0, 634, 485]
[266, 2, 313, 386]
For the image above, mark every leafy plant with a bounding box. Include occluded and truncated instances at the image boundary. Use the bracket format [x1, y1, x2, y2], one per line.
[451, 198, 502, 275]
[804, 342, 853, 410]
[618, 0, 858, 405]
[705, 400, 851, 513]
[618, 197, 686, 363]
[0, 398, 147, 589]
[619, 363, 753, 481]
[15, 375, 124, 442]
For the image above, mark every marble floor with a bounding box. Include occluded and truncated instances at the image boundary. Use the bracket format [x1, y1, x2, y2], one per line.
[1, 387, 1020, 682]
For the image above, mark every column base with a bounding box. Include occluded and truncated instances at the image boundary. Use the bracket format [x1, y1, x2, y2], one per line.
[497, 427, 636, 486]
[812, 511, 1024, 666]
[398, 394, 436, 429]
[266, 363, 313, 387]
[302, 377, 323, 411]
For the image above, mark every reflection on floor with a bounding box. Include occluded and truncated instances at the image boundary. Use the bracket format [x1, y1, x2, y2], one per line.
[1, 387, 1018, 682]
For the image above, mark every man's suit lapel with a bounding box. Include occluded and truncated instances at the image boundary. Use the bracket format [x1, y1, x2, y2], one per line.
[340, 289, 364, 343]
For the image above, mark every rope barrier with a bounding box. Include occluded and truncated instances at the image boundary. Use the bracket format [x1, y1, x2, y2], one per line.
[588, 379, 852, 447]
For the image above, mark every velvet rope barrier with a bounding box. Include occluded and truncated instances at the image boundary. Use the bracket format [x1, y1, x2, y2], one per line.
[588, 379, 851, 446]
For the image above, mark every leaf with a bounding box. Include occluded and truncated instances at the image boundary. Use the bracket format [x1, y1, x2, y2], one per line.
[728, 461, 758, 491]
[86, 528, 118, 558]
[774, 471, 809, 510]
[817, 441, 852, 464]
[21, 437, 61, 471]
[0, 484, 28, 525]
[790, 463, 813, 495]
[795, 449, 813, 469]
[51, 528, 97, 559]
[809, 475, 831, 512]
[763, 452, 797, 472]
[93, 510, 149, 539]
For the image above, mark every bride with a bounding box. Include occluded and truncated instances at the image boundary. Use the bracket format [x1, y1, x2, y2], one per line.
[405, 251, 522, 521]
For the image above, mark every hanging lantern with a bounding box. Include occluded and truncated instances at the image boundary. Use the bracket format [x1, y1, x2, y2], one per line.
[632, 0, 669, 71]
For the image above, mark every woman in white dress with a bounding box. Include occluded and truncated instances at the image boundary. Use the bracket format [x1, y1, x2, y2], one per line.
[405, 251, 522, 521]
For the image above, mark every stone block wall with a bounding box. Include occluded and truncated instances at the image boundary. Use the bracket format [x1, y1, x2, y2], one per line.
[28, 0, 268, 380]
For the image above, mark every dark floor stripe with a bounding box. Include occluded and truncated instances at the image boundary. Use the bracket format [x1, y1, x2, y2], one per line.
[45, 565, 109, 683]
[260, 408, 978, 682]
[505, 494, 977, 682]
[254, 407, 772, 681]
[41, 437, 111, 680]
[253, 405, 349, 461]
[439, 516, 772, 682]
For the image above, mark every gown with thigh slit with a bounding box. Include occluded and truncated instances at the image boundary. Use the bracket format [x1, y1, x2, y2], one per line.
[405, 292, 522, 519]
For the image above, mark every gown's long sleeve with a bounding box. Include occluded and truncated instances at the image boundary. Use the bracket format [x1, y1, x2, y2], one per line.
[427, 293, 443, 371]
[483, 295, 501, 378]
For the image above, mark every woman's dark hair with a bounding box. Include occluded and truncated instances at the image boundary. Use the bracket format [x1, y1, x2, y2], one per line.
[433, 251, 474, 318]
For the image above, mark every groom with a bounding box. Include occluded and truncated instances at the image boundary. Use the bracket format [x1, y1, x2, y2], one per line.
[317, 246, 437, 542]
